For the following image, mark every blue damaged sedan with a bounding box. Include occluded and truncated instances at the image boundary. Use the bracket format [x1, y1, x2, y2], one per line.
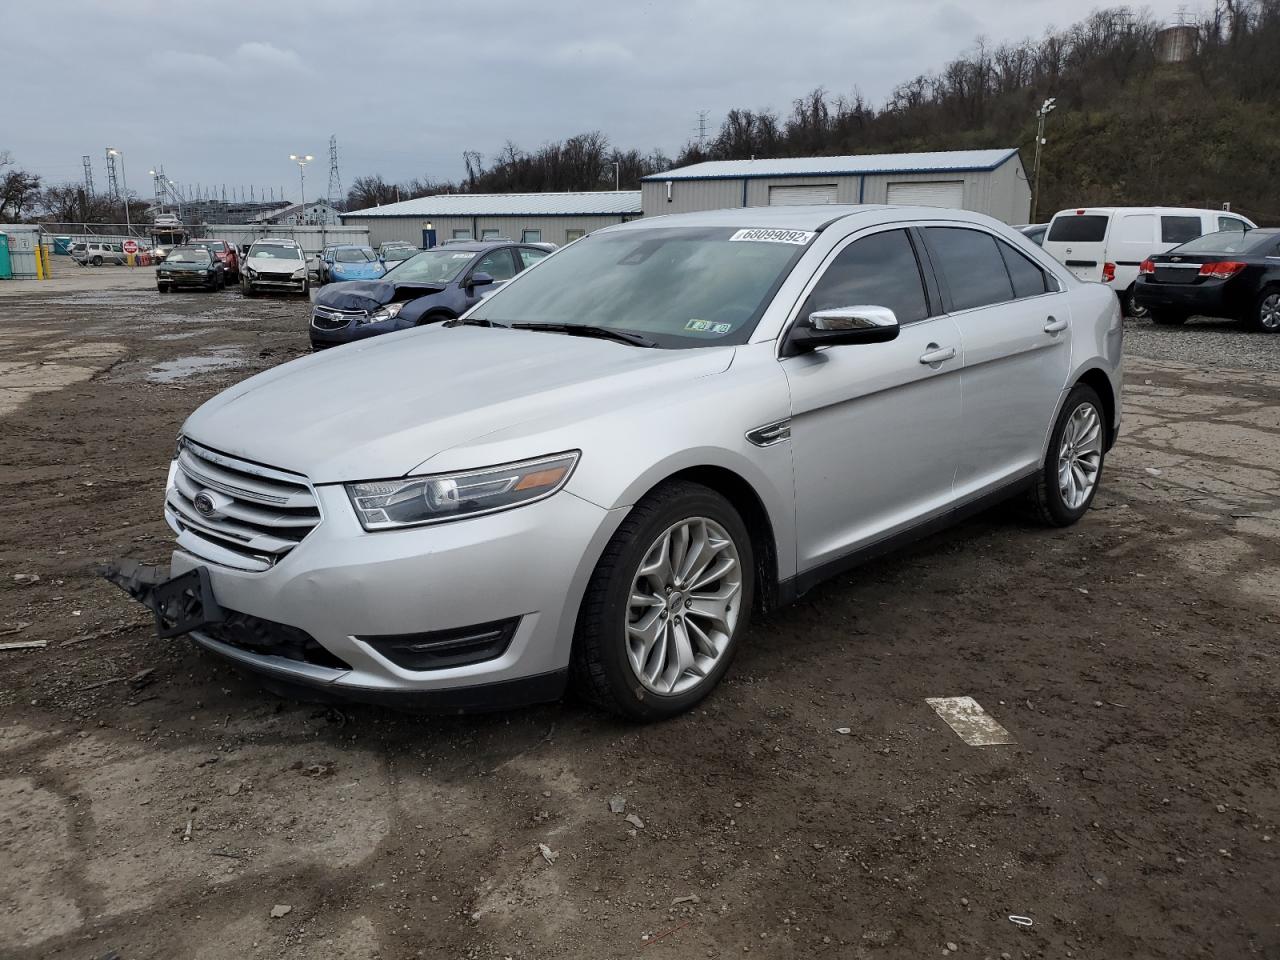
[318, 245, 387, 284]
[309, 241, 551, 349]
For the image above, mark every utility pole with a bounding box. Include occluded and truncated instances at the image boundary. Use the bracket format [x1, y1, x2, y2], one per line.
[290, 155, 313, 222]
[104, 148, 120, 200]
[1031, 97, 1056, 223]
[611, 160, 621, 191]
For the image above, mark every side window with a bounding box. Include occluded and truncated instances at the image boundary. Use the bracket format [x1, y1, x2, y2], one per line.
[1218, 216, 1246, 232]
[923, 227, 1014, 311]
[799, 229, 929, 325]
[517, 247, 549, 270]
[997, 240, 1050, 298]
[1161, 216, 1202, 244]
[473, 249, 517, 282]
[521, 229, 542, 243]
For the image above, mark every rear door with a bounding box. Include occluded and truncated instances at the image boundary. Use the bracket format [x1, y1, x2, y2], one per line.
[921, 225, 1071, 496]
[1043, 211, 1110, 282]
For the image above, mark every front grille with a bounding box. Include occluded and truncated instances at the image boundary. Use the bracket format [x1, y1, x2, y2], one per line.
[312, 305, 364, 330]
[256, 271, 298, 282]
[166, 440, 321, 570]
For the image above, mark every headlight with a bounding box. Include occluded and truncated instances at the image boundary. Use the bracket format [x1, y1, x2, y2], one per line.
[293, 266, 306, 277]
[361, 302, 404, 324]
[346, 452, 580, 530]
[245, 266, 257, 278]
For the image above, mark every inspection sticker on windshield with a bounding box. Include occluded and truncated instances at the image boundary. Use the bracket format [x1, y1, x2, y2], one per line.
[685, 319, 732, 335]
[729, 228, 815, 245]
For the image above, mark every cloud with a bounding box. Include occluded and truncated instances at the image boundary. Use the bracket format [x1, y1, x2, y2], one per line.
[232, 41, 309, 73]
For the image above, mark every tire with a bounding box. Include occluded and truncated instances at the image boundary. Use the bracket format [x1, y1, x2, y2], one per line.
[1252, 288, 1280, 334]
[571, 481, 754, 721]
[301, 279, 310, 296]
[91, 256, 102, 266]
[157, 284, 169, 294]
[1028, 383, 1107, 527]
[1122, 286, 1148, 319]
[1149, 309, 1187, 326]
[242, 282, 256, 298]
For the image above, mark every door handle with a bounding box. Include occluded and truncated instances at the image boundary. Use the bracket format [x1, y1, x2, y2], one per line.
[1044, 316, 1068, 333]
[919, 344, 956, 365]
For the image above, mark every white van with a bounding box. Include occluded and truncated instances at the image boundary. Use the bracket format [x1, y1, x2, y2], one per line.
[1043, 207, 1255, 313]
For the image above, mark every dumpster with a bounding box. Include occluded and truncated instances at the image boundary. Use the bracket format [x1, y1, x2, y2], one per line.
[0, 233, 11, 279]
[53, 236, 73, 255]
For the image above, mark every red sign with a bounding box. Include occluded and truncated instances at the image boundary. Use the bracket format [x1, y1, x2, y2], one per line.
[122, 239, 139, 254]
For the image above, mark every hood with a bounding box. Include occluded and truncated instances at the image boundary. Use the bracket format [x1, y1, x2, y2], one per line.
[182, 326, 734, 482]
[315, 279, 442, 311]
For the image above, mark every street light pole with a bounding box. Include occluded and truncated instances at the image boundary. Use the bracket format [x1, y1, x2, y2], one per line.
[289, 154, 313, 223]
[108, 148, 131, 236]
[612, 161, 620, 191]
[1030, 97, 1056, 223]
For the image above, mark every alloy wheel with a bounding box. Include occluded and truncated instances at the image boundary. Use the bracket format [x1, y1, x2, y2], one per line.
[1057, 402, 1103, 511]
[625, 517, 743, 696]
[1261, 293, 1280, 331]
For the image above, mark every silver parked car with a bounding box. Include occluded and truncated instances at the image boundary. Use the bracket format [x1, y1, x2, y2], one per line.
[104, 206, 1123, 721]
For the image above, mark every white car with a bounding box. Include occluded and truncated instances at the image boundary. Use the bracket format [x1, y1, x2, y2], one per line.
[105, 206, 1122, 721]
[1042, 206, 1256, 315]
[240, 238, 309, 296]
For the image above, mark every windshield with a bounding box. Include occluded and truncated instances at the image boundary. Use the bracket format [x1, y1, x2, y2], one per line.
[472, 226, 810, 348]
[389, 249, 477, 283]
[167, 249, 210, 263]
[195, 240, 225, 252]
[384, 246, 415, 259]
[249, 243, 301, 260]
[335, 248, 375, 263]
[1170, 230, 1268, 255]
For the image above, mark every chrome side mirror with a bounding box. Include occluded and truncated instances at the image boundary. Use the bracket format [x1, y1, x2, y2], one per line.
[784, 305, 901, 355]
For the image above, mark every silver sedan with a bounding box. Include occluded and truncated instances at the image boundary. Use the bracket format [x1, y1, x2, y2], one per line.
[109, 205, 1123, 721]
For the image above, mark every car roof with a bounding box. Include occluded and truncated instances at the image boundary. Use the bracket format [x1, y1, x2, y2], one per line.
[253, 237, 301, 245]
[331, 244, 373, 250]
[421, 240, 517, 253]
[1048, 206, 1239, 218]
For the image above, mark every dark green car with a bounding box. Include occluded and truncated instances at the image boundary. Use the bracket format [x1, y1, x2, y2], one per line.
[156, 246, 226, 293]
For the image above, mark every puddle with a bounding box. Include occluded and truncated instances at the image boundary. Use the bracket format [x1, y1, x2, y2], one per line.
[147, 348, 245, 383]
[151, 331, 212, 341]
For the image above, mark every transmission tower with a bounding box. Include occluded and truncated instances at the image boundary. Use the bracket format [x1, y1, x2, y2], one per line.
[104, 148, 120, 199]
[328, 135, 342, 207]
[82, 155, 95, 196]
[697, 111, 710, 149]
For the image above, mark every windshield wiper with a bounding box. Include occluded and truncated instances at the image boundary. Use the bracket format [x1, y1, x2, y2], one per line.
[444, 317, 508, 328]
[510, 322, 656, 348]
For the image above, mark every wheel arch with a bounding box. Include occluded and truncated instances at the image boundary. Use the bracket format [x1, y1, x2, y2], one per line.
[1074, 366, 1118, 450]
[625, 464, 782, 616]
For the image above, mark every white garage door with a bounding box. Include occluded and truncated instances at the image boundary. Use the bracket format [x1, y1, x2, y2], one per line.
[886, 181, 965, 209]
[768, 184, 838, 205]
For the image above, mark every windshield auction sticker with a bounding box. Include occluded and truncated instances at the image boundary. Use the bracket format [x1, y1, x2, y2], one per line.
[729, 228, 815, 245]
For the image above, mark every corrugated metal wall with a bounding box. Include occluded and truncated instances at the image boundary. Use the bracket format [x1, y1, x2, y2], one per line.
[641, 157, 1030, 223]
[0, 226, 44, 279]
[340, 214, 631, 248]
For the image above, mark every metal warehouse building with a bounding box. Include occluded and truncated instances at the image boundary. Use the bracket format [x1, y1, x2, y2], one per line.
[341, 191, 642, 248]
[640, 149, 1030, 223]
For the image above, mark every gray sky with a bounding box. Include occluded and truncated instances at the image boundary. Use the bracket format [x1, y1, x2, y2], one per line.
[8, 0, 1189, 203]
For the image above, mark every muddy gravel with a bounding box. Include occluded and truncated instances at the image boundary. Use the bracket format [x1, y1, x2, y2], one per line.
[1, 266, 1277, 960]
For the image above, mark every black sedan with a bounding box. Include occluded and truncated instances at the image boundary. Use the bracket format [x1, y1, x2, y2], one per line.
[1133, 228, 1280, 332]
[156, 246, 226, 292]
[308, 241, 550, 349]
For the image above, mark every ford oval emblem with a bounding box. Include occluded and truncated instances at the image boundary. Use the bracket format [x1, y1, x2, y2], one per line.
[193, 491, 217, 517]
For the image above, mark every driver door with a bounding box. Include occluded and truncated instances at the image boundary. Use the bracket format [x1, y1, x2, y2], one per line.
[781, 226, 963, 578]
[464, 248, 519, 307]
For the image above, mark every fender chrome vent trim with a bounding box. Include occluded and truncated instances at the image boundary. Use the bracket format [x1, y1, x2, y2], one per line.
[746, 418, 791, 447]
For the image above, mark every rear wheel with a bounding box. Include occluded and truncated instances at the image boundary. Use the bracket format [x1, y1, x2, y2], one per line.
[1253, 289, 1280, 333]
[1149, 309, 1187, 326]
[1028, 383, 1106, 527]
[91, 256, 102, 266]
[572, 481, 754, 721]
[1122, 286, 1148, 319]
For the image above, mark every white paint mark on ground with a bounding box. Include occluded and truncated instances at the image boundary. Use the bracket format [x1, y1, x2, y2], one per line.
[926, 696, 1015, 746]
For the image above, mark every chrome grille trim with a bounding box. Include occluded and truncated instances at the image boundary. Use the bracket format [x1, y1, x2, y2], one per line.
[168, 440, 321, 569]
[312, 305, 366, 330]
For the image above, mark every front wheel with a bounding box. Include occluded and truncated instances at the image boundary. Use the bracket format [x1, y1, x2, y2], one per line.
[1253, 289, 1280, 333]
[1028, 383, 1106, 527]
[572, 481, 754, 721]
[157, 283, 170, 293]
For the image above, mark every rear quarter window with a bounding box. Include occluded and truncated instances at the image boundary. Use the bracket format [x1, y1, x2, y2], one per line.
[1047, 215, 1109, 243]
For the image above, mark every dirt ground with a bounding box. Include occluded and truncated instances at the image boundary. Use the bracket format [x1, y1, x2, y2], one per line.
[1, 262, 1277, 960]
